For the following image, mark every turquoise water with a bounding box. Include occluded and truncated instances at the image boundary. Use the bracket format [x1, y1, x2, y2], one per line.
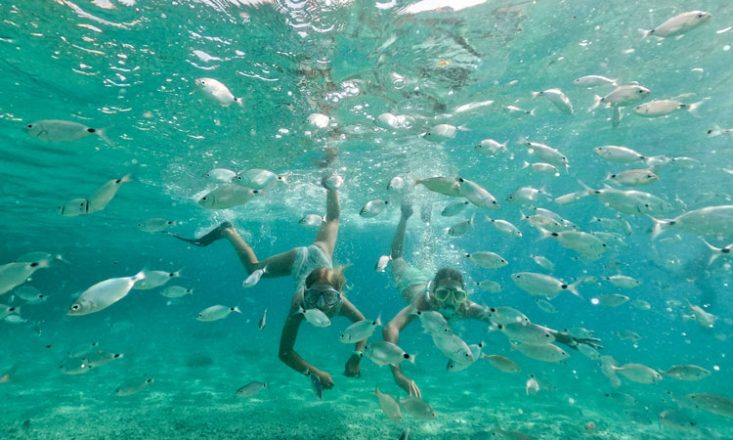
[1, 0, 733, 438]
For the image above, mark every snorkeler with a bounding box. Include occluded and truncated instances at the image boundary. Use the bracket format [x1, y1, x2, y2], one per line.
[171, 175, 365, 392]
[383, 203, 602, 398]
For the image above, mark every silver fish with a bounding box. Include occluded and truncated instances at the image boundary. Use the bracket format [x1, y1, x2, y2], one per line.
[236, 381, 267, 397]
[642, 11, 711, 38]
[116, 378, 154, 397]
[306, 369, 323, 399]
[68, 271, 145, 316]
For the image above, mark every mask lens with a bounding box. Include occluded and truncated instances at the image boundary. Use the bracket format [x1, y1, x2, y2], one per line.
[434, 288, 450, 301]
[452, 288, 467, 303]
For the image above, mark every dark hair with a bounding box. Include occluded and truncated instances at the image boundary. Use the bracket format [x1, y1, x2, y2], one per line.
[433, 267, 464, 289]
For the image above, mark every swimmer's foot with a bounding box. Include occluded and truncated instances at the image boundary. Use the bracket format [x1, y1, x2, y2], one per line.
[170, 221, 233, 247]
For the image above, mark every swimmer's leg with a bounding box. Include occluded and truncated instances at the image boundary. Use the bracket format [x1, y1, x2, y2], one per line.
[168, 222, 233, 247]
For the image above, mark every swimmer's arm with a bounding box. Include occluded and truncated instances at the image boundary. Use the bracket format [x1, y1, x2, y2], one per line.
[278, 299, 318, 374]
[314, 183, 339, 260]
[383, 305, 421, 397]
[339, 298, 367, 353]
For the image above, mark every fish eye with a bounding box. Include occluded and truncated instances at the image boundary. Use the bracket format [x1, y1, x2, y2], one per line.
[27, 124, 33, 128]
[202, 196, 208, 200]
[489, 307, 496, 312]
[71, 304, 80, 310]
[87, 128, 96, 133]
[707, 129, 713, 134]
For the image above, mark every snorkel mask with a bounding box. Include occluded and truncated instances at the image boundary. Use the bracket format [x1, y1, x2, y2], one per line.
[303, 285, 342, 310]
[434, 286, 468, 306]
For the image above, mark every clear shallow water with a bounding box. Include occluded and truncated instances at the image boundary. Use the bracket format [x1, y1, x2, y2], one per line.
[1, 0, 732, 438]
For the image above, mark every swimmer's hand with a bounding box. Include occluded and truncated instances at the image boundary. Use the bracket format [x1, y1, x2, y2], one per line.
[344, 353, 361, 378]
[315, 370, 335, 389]
[573, 336, 603, 350]
[395, 372, 421, 399]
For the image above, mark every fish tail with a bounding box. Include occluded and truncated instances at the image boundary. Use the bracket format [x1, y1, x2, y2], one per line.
[588, 95, 602, 112]
[232, 306, 242, 314]
[700, 239, 722, 265]
[536, 227, 553, 241]
[95, 128, 116, 147]
[565, 279, 584, 299]
[530, 91, 541, 99]
[407, 353, 416, 364]
[686, 98, 707, 117]
[235, 97, 244, 107]
[600, 355, 621, 387]
[707, 124, 722, 137]
[639, 28, 654, 39]
[374, 312, 382, 327]
[132, 270, 146, 283]
[528, 108, 536, 117]
[648, 215, 669, 240]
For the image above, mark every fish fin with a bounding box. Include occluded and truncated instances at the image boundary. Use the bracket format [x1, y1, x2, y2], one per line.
[686, 98, 708, 117]
[648, 215, 669, 240]
[639, 28, 654, 38]
[536, 227, 554, 241]
[95, 128, 116, 147]
[707, 124, 722, 137]
[600, 355, 621, 387]
[133, 270, 147, 282]
[565, 279, 584, 299]
[374, 312, 382, 327]
[700, 239, 722, 265]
